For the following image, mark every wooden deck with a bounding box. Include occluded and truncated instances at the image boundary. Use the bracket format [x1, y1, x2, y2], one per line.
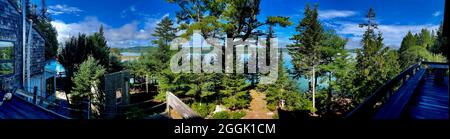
[406, 73, 449, 119]
[0, 91, 67, 119]
[347, 62, 449, 119]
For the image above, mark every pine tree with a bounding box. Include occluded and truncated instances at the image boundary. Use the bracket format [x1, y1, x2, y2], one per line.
[400, 31, 416, 53]
[318, 30, 351, 115]
[418, 28, 433, 50]
[431, 24, 448, 60]
[354, 8, 400, 103]
[220, 74, 249, 110]
[288, 4, 324, 112]
[152, 16, 177, 46]
[71, 56, 106, 118]
[263, 49, 313, 112]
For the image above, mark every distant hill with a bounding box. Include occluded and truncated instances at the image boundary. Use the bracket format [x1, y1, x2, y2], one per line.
[118, 46, 153, 53]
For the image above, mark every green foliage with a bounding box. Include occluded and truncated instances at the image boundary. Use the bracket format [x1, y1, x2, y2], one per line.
[212, 111, 230, 119]
[36, 19, 59, 60]
[400, 45, 446, 68]
[210, 111, 246, 119]
[191, 102, 215, 118]
[431, 24, 448, 61]
[152, 17, 177, 45]
[71, 56, 106, 118]
[220, 74, 249, 109]
[288, 4, 324, 77]
[353, 8, 400, 103]
[417, 28, 433, 50]
[59, 26, 122, 94]
[71, 56, 106, 98]
[229, 111, 246, 119]
[259, 52, 314, 112]
[287, 3, 325, 112]
[400, 31, 417, 53]
[400, 26, 447, 69]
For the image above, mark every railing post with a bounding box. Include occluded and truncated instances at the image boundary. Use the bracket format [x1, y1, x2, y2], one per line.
[33, 86, 37, 104]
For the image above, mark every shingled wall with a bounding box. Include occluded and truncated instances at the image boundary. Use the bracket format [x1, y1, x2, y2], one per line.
[0, 0, 45, 88]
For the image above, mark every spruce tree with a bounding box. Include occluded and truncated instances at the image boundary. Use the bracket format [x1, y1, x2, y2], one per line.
[354, 8, 400, 102]
[288, 4, 324, 112]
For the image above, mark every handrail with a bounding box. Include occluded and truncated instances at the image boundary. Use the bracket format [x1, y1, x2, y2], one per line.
[345, 63, 421, 119]
[346, 61, 449, 119]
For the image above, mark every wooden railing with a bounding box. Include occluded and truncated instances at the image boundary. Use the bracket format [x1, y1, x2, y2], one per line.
[345, 63, 422, 119]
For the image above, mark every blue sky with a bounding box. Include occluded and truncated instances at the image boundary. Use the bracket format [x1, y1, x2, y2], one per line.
[32, 0, 445, 49]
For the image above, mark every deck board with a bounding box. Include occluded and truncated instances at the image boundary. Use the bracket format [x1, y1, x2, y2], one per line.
[406, 73, 449, 119]
[0, 91, 65, 119]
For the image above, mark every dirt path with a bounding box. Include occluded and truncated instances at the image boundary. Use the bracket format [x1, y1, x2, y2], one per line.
[242, 90, 274, 119]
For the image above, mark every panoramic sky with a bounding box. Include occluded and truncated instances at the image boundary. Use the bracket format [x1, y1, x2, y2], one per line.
[32, 0, 445, 49]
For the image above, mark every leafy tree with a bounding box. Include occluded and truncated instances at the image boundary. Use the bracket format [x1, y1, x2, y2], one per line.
[58, 27, 121, 94]
[431, 23, 448, 61]
[71, 56, 106, 118]
[417, 28, 433, 50]
[37, 20, 59, 60]
[399, 31, 417, 53]
[401, 45, 446, 67]
[288, 4, 324, 111]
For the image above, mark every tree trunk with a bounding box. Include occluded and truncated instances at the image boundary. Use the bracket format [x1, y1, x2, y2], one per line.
[145, 75, 149, 94]
[312, 66, 316, 112]
[327, 73, 333, 114]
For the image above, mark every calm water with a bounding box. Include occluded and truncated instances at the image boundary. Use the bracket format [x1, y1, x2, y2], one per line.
[120, 50, 345, 93]
[121, 52, 142, 57]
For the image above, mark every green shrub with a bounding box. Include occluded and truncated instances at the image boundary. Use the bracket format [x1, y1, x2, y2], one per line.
[212, 111, 230, 119]
[229, 111, 246, 119]
[191, 102, 215, 118]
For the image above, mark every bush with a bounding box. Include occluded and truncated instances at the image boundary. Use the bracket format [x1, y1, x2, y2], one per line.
[222, 91, 249, 110]
[211, 111, 246, 119]
[229, 111, 246, 119]
[212, 111, 230, 119]
[191, 102, 215, 118]
[153, 91, 166, 102]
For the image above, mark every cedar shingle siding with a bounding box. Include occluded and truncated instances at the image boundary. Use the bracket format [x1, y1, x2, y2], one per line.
[0, 0, 45, 87]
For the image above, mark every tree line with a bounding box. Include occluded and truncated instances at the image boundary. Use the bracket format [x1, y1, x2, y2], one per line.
[43, 0, 447, 119]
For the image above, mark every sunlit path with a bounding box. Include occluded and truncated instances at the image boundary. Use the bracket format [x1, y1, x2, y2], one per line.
[242, 90, 274, 119]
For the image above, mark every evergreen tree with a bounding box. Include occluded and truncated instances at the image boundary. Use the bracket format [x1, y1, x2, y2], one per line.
[261, 49, 313, 112]
[353, 8, 400, 103]
[58, 27, 120, 94]
[418, 28, 433, 50]
[220, 74, 249, 110]
[431, 23, 448, 60]
[318, 30, 352, 115]
[71, 56, 106, 118]
[399, 31, 416, 53]
[288, 4, 324, 111]
[37, 19, 59, 60]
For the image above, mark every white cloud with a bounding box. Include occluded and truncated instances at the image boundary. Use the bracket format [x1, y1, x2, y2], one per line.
[48, 4, 83, 15]
[336, 22, 439, 49]
[319, 10, 357, 19]
[433, 11, 441, 17]
[51, 14, 171, 48]
[51, 17, 106, 44]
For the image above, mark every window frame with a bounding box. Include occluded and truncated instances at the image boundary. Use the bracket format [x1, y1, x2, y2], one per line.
[0, 40, 15, 77]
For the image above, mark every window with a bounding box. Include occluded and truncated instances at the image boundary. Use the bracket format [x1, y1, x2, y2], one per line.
[0, 41, 14, 75]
